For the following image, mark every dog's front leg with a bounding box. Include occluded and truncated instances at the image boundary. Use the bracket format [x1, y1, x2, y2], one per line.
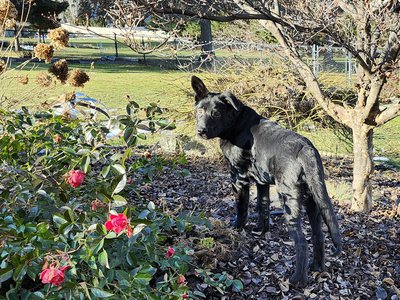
[254, 183, 270, 234]
[231, 172, 250, 229]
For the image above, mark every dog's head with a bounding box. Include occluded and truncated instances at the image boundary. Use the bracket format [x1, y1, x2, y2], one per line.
[191, 76, 243, 139]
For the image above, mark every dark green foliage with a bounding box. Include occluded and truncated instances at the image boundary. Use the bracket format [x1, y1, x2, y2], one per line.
[11, 0, 68, 30]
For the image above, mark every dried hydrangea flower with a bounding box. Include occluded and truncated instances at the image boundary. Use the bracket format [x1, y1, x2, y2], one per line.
[0, 0, 17, 29]
[48, 27, 69, 49]
[17, 75, 29, 84]
[48, 59, 68, 83]
[67, 69, 90, 87]
[34, 43, 54, 63]
[4, 17, 16, 29]
[35, 72, 52, 87]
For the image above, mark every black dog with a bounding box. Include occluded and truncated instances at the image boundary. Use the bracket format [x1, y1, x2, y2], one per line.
[191, 76, 341, 287]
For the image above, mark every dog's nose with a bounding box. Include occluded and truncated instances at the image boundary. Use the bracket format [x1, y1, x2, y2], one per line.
[197, 128, 208, 135]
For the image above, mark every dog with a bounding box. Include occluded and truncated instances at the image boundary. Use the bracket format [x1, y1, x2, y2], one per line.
[191, 76, 342, 287]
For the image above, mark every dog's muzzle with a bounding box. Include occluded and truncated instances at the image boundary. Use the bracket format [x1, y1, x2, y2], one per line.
[197, 127, 210, 139]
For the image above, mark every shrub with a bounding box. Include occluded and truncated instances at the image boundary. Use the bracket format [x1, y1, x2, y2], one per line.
[204, 60, 318, 130]
[0, 99, 240, 299]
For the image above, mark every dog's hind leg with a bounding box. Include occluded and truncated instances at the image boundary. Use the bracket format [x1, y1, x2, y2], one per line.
[231, 171, 250, 229]
[280, 190, 308, 287]
[253, 183, 270, 234]
[305, 196, 325, 272]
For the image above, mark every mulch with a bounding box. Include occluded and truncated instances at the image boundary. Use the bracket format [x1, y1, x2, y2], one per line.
[132, 154, 400, 300]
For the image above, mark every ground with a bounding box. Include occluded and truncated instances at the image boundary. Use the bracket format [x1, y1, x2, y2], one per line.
[135, 154, 400, 299]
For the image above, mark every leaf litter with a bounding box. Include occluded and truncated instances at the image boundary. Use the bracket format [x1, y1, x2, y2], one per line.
[131, 154, 400, 299]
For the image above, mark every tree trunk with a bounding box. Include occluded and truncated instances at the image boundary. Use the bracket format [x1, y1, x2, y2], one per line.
[351, 124, 374, 212]
[200, 19, 214, 55]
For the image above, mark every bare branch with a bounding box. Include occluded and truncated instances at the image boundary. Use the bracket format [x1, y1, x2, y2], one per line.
[376, 100, 400, 126]
[233, 1, 353, 126]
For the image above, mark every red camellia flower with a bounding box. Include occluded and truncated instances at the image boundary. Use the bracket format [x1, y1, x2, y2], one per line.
[40, 264, 71, 287]
[105, 213, 129, 234]
[64, 169, 85, 188]
[182, 293, 189, 299]
[166, 247, 175, 258]
[177, 274, 186, 285]
[91, 199, 104, 211]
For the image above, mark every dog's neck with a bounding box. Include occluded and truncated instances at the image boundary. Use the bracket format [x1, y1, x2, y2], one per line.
[219, 106, 263, 149]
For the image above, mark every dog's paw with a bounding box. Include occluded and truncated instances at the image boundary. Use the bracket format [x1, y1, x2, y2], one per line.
[253, 220, 269, 234]
[289, 273, 308, 288]
[232, 217, 247, 229]
[309, 260, 324, 272]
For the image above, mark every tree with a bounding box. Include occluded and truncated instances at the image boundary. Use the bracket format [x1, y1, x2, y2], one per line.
[117, 0, 400, 212]
[73, 0, 114, 26]
[12, 0, 68, 39]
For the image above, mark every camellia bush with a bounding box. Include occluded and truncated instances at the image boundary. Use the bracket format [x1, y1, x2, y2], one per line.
[0, 98, 241, 299]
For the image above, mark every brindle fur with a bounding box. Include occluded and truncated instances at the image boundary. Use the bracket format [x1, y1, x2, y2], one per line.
[191, 76, 342, 287]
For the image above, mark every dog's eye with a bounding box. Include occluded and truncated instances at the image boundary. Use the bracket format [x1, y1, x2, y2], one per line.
[212, 111, 221, 118]
[197, 108, 205, 116]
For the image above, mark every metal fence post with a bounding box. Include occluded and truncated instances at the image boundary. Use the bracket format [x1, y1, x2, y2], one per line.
[114, 33, 118, 58]
[142, 36, 146, 64]
[312, 44, 320, 77]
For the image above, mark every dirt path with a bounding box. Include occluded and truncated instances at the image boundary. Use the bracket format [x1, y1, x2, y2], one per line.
[135, 155, 400, 299]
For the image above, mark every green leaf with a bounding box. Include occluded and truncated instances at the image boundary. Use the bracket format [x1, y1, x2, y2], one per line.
[77, 149, 90, 155]
[132, 224, 146, 236]
[112, 174, 127, 195]
[62, 147, 76, 155]
[156, 119, 176, 129]
[98, 250, 109, 269]
[193, 291, 207, 298]
[36, 222, 49, 234]
[101, 165, 110, 178]
[53, 214, 68, 226]
[12, 264, 27, 281]
[92, 239, 104, 254]
[31, 291, 45, 299]
[112, 195, 127, 208]
[232, 279, 244, 291]
[81, 155, 91, 173]
[123, 126, 138, 146]
[0, 269, 13, 284]
[79, 282, 92, 300]
[111, 164, 125, 175]
[134, 273, 153, 285]
[91, 288, 114, 298]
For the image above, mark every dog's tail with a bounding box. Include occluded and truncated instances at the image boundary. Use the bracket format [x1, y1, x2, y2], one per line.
[300, 147, 342, 255]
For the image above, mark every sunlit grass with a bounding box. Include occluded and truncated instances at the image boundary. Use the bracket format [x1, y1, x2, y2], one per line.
[0, 49, 398, 161]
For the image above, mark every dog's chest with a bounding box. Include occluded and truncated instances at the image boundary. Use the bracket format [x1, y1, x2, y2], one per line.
[220, 139, 274, 184]
[220, 141, 252, 169]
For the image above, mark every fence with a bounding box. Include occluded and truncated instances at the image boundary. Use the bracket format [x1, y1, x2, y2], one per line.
[1, 28, 357, 84]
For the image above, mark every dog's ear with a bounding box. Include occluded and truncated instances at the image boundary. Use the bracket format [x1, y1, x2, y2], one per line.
[219, 92, 243, 111]
[191, 76, 209, 101]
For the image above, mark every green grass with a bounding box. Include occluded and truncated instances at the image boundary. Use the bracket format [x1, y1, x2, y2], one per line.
[1, 47, 399, 160]
[1, 62, 193, 113]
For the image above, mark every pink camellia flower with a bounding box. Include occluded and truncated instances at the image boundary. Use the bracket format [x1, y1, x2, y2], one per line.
[40, 264, 71, 287]
[182, 293, 189, 299]
[177, 274, 186, 285]
[166, 247, 175, 258]
[64, 169, 85, 188]
[105, 213, 129, 234]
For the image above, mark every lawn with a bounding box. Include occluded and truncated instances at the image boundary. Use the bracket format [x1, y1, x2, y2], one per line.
[1, 54, 399, 161]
